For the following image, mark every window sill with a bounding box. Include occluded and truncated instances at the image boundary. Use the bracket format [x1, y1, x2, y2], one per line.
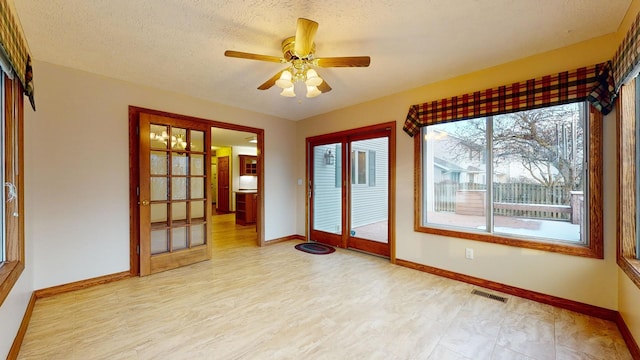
[618, 257, 640, 290]
[416, 225, 603, 259]
[0, 260, 24, 307]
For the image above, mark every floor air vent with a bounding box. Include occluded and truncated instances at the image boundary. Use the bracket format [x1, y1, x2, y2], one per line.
[471, 289, 508, 303]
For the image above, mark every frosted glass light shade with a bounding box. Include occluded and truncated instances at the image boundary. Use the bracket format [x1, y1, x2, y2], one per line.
[275, 70, 293, 88]
[306, 85, 321, 98]
[305, 69, 323, 86]
[280, 86, 296, 97]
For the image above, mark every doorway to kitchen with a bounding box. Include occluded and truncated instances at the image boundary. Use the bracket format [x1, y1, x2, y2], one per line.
[129, 106, 264, 276]
[210, 128, 260, 249]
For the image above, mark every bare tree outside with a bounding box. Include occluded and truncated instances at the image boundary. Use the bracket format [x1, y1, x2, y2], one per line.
[493, 103, 584, 204]
[441, 103, 584, 204]
[423, 103, 585, 242]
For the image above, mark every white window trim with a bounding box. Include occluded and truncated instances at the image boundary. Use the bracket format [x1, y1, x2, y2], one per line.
[351, 148, 369, 186]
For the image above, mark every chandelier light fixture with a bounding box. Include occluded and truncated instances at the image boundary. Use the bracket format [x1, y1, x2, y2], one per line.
[275, 60, 324, 98]
[150, 131, 188, 149]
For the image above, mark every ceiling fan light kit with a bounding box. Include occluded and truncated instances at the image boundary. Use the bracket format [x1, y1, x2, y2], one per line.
[224, 18, 370, 99]
[275, 65, 324, 98]
[275, 70, 293, 89]
[280, 85, 296, 97]
[306, 85, 321, 98]
[305, 69, 323, 86]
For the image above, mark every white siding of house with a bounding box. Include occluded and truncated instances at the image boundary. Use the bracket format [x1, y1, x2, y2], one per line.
[350, 137, 389, 228]
[312, 138, 389, 233]
[312, 144, 342, 233]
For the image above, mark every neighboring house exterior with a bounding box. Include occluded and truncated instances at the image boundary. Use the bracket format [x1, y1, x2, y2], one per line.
[313, 138, 389, 233]
[430, 128, 485, 184]
[433, 157, 486, 185]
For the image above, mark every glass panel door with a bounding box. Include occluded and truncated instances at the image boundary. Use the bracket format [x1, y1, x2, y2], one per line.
[347, 135, 390, 257]
[139, 113, 212, 275]
[308, 124, 393, 257]
[349, 138, 389, 243]
[310, 142, 344, 247]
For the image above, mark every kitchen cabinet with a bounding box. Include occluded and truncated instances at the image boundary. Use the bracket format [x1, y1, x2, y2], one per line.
[239, 155, 257, 176]
[235, 191, 257, 225]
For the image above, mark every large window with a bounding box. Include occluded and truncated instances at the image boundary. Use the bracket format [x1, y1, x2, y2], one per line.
[618, 77, 640, 287]
[0, 73, 25, 306]
[417, 102, 603, 258]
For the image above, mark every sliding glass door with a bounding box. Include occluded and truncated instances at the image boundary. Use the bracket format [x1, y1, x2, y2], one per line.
[308, 124, 394, 257]
[348, 136, 390, 256]
[310, 141, 344, 247]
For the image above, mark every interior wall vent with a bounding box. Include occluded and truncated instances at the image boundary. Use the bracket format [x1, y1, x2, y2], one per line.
[471, 289, 508, 303]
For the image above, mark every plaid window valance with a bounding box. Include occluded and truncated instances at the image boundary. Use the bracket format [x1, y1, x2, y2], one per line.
[403, 62, 613, 137]
[0, 0, 34, 110]
[613, 9, 640, 90]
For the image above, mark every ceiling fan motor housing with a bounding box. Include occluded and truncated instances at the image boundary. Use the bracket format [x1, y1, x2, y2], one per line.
[281, 36, 315, 61]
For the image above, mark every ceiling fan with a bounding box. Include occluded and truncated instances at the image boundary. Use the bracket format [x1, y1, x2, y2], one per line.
[224, 18, 371, 98]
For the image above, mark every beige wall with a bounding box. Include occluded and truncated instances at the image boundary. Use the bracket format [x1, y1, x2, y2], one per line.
[296, 33, 620, 309]
[22, 61, 298, 291]
[620, 270, 640, 343]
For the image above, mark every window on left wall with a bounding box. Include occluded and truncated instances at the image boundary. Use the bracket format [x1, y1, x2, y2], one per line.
[618, 75, 640, 289]
[0, 70, 25, 307]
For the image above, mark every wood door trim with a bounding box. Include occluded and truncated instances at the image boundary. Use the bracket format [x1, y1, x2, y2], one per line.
[309, 229, 342, 247]
[307, 137, 347, 248]
[347, 127, 394, 256]
[306, 123, 393, 143]
[129, 106, 266, 276]
[128, 107, 141, 276]
[130, 107, 264, 134]
[348, 237, 390, 257]
[306, 122, 396, 260]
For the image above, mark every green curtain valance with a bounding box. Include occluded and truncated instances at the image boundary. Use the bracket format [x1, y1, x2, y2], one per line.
[403, 62, 613, 137]
[0, 0, 34, 110]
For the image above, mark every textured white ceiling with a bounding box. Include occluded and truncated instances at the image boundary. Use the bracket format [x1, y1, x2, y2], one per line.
[13, 0, 631, 121]
[211, 127, 257, 148]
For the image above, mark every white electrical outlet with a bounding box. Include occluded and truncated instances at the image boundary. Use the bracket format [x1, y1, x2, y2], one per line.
[465, 248, 474, 259]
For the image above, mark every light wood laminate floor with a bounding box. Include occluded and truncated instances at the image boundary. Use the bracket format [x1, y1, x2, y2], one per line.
[18, 214, 632, 359]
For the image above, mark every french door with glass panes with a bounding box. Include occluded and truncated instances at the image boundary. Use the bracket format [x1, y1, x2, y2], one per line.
[139, 113, 212, 275]
[308, 123, 393, 258]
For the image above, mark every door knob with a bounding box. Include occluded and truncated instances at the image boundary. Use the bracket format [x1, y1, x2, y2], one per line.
[141, 200, 150, 206]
